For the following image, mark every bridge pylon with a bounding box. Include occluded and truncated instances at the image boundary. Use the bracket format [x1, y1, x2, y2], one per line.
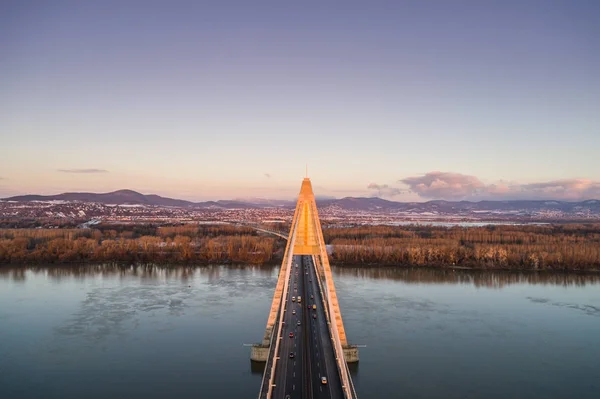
[251, 178, 358, 363]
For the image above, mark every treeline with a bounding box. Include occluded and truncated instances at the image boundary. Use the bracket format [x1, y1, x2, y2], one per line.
[2, 223, 600, 270]
[323, 224, 600, 271]
[0, 224, 285, 265]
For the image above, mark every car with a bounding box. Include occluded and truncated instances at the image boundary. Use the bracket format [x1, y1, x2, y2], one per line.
[290, 352, 295, 358]
[309, 280, 312, 282]
[297, 320, 301, 326]
[289, 332, 294, 338]
[292, 297, 296, 302]
[321, 376, 327, 385]
[310, 295, 314, 299]
[313, 314, 317, 319]
[292, 309, 296, 315]
[307, 304, 311, 309]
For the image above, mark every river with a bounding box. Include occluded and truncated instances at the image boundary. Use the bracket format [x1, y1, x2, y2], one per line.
[1, 265, 599, 399]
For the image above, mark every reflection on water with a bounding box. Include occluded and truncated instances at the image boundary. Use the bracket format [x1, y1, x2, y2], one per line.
[333, 266, 600, 288]
[1, 264, 599, 399]
[2, 264, 599, 288]
[0, 263, 276, 283]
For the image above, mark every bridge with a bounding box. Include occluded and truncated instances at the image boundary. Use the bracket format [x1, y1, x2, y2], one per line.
[251, 178, 358, 399]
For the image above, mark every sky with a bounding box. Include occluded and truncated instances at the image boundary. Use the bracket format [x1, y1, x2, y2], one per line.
[1, 0, 599, 201]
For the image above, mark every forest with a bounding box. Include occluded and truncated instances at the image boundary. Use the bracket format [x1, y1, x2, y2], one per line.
[1, 223, 599, 271]
[0, 224, 283, 265]
[324, 224, 600, 271]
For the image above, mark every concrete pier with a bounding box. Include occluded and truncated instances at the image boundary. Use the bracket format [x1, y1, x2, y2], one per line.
[343, 345, 359, 363]
[250, 344, 270, 362]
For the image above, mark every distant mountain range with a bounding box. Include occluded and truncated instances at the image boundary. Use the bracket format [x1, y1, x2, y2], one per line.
[2, 190, 263, 209]
[3, 189, 600, 214]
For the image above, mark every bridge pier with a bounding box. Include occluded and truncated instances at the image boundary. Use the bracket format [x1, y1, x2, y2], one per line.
[343, 345, 359, 363]
[250, 344, 270, 362]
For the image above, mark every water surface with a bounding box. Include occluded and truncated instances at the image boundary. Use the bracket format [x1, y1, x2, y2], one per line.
[1, 265, 599, 398]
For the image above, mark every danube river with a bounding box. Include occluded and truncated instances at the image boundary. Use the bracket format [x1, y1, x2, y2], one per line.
[1, 265, 599, 399]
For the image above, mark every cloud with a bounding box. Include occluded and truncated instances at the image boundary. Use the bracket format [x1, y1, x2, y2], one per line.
[367, 182, 404, 197]
[57, 169, 109, 174]
[400, 172, 600, 201]
[400, 172, 485, 199]
[264, 173, 272, 178]
[517, 179, 600, 200]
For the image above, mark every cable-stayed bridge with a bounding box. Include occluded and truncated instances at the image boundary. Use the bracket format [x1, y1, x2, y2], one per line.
[251, 178, 358, 399]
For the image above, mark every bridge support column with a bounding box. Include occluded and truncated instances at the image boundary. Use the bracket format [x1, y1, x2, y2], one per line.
[251, 344, 270, 362]
[343, 345, 359, 363]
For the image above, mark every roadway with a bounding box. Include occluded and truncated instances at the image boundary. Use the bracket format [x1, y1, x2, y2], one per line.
[304, 256, 344, 399]
[270, 255, 344, 399]
[271, 255, 305, 399]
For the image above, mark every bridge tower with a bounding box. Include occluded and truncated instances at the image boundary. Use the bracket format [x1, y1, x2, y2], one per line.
[251, 178, 358, 363]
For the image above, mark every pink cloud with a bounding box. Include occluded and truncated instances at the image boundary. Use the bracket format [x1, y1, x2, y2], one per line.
[367, 183, 404, 197]
[400, 172, 485, 199]
[400, 172, 600, 201]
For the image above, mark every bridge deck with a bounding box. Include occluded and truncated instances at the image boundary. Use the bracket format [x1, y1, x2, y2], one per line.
[255, 178, 357, 398]
[268, 255, 344, 399]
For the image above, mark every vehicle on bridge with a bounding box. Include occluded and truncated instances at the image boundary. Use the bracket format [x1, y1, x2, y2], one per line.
[291, 297, 295, 302]
[312, 304, 317, 310]
[298, 296, 302, 303]
[321, 376, 328, 385]
[289, 332, 294, 338]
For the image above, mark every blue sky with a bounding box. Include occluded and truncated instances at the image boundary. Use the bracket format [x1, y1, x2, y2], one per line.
[1, 0, 599, 201]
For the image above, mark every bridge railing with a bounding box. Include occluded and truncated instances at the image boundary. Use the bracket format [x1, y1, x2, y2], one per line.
[258, 307, 281, 398]
[260, 219, 298, 399]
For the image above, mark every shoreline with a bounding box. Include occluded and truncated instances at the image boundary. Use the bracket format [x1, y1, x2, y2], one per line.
[1, 259, 599, 273]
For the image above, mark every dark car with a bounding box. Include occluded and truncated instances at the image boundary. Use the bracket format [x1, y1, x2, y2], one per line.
[313, 314, 317, 319]
[289, 332, 294, 338]
[289, 352, 295, 358]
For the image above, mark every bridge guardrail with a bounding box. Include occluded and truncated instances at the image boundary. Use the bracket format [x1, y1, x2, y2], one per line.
[261, 221, 298, 399]
[258, 307, 281, 398]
